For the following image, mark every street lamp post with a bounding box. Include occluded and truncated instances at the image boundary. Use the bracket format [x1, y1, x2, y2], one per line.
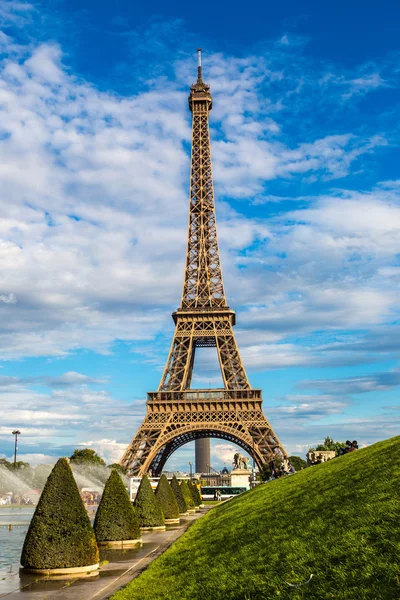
[12, 430, 21, 470]
[189, 461, 193, 479]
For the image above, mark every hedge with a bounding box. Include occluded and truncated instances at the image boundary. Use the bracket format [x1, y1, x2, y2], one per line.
[180, 479, 195, 510]
[94, 470, 140, 542]
[189, 481, 201, 506]
[170, 475, 187, 514]
[155, 474, 180, 519]
[134, 475, 165, 527]
[21, 458, 99, 570]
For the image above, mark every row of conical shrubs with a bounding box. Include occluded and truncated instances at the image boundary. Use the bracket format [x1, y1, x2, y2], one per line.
[21, 458, 202, 571]
[156, 474, 180, 519]
[93, 469, 141, 542]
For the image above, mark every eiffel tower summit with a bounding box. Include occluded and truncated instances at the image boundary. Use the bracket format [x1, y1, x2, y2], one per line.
[121, 50, 287, 476]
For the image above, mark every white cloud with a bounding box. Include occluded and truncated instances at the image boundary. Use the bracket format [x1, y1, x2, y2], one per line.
[0, 293, 16, 304]
[212, 443, 249, 465]
[273, 394, 349, 419]
[0, 377, 146, 463]
[15, 453, 55, 465]
[0, 1, 35, 27]
[241, 343, 310, 370]
[0, 34, 397, 364]
[78, 439, 128, 465]
[47, 371, 107, 387]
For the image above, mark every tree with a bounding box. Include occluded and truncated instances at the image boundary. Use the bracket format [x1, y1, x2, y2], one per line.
[309, 437, 347, 456]
[94, 470, 140, 542]
[259, 464, 271, 482]
[180, 480, 195, 510]
[0, 459, 30, 470]
[155, 475, 180, 520]
[70, 449, 106, 466]
[289, 456, 307, 471]
[107, 463, 126, 474]
[21, 458, 98, 570]
[170, 475, 187, 514]
[134, 475, 165, 528]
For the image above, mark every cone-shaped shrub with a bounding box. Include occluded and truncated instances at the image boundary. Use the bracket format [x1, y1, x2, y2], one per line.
[188, 481, 198, 506]
[94, 470, 140, 542]
[180, 479, 195, 510]
[189, 481, 201, 506]
[134, 475, 165, 528]
[170, 475, 187, 514]
[155, 475, 180, 520]
[195, 483, 203, 505]
[21, 458, 98, 570]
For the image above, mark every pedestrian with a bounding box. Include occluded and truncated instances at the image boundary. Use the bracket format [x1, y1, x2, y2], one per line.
[269, 460, 275, 478]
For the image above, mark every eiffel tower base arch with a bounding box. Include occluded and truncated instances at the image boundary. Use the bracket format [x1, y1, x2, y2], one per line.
[121, 389, 287, 476]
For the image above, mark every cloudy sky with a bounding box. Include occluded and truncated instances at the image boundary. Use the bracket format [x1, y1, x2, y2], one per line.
[0, 0, 399, 470]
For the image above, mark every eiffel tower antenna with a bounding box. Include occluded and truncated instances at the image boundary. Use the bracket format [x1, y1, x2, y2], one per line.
[197, 48, 202, 81]
[121, 51, 287, 476]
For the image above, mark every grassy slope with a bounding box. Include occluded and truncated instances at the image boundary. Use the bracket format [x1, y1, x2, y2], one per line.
[112, 436, 400, 600]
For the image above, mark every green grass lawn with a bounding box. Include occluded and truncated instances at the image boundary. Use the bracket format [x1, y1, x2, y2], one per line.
[112, 436, 400, 600]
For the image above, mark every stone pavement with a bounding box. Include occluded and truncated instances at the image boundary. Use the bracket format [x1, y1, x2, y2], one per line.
[0, 508, 210, 600]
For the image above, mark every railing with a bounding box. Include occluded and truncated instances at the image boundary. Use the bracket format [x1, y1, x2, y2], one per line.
[147, 389, 262, 402]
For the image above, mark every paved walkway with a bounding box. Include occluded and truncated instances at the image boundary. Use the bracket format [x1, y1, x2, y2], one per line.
[0, 509, 210, 600]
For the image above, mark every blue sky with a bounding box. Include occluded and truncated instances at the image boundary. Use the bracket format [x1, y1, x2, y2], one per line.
[0, 0, 399, 470]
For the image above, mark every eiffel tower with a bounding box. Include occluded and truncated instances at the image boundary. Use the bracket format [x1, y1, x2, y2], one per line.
[121, 50, 287, 476]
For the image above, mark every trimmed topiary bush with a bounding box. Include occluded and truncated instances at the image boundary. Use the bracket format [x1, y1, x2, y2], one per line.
[188, 481, 198, 506]
[195, 482, 203, 505]
[134, 475, 165, 528]
[170, 475, 187, 514]
[94, 470, 140, 542]
[189, 481, 201, 507]
[21, 458, 99, 570]
[180, 479, 195, 510]
[155, 475, 180, 520]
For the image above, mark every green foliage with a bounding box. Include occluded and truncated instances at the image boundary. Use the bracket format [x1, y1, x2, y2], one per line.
[258, 463, 271, 482]
[21, 458, 99, 570]
[107, 463, 126, 474]
[309, 436, 347, 455]
[170, 475, 187, 514]
[155, 475, 179, 519]
[111, 436, 400, 600]
[180, 480, 195, 509]
[70, 448, 106, 466]
[94, 470, 140, 542]
[134, 475, 165, 527]
[0, 459, 30, 471]
[188, 481, 201, 507]
[288, 455, 307, 471]
[196, 484, 203, 505]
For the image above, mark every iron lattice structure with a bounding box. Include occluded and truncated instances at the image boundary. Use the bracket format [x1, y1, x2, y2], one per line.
[121, 51, 287, 476]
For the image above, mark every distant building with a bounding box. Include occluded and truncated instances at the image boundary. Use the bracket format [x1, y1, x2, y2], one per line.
[307, 450, 336, 465]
